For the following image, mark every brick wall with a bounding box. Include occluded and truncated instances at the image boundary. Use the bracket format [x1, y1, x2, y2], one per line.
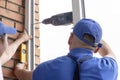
[0, 0, 40, 80]
[34, 0, 40, 66]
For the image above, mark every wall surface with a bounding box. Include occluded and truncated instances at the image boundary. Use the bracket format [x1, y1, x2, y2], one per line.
[0, 0, 40, 79]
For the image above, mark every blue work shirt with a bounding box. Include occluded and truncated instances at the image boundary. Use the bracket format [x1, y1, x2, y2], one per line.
[33, 48, 118, 80]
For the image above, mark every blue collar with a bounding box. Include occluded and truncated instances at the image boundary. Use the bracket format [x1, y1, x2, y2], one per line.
[68, 48, 93, 59]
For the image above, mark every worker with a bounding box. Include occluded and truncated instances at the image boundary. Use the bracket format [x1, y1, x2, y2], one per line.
[14, 18, 118, 80]
[0, 21, 32, 80]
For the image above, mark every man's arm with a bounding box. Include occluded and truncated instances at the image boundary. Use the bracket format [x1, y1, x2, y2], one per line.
[98, 40, 116, 60]
[0, 31, 32, 65]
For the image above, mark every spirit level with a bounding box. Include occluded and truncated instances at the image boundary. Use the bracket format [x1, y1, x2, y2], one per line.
[20, 43, 27, 63]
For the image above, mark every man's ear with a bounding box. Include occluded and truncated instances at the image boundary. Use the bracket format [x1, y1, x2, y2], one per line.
[68, 33, 74, 45]
[94, 47, 99, 53]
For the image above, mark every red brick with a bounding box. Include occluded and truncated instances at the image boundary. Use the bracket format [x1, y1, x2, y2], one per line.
[12, 51, 20, 60]
[35, 37, 40, 47]
[3, 59, 14, 68]
[35, 4, 39, 12]
[15, 22, 24, 31]
[2, 18, 14, 27]
[35, 56, 40, 64]
[0, 7, 24, 22]
[34, 23, 40, 29]
[35, 12, 39, 20]
[7, 1, 19, 12]
[35, 0, 39, 5]
[8, 0, 22, 6]
[2, 67, 16, 79]
[20, 7, 25, 15]
[8, 32, 19, 39]
[35, 48, 40, 56]
[35, 29, 40, 37]
[0, 0, 6, 8]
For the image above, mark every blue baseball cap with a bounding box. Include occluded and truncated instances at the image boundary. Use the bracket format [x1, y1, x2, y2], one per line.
[73, 18, 102, 47]
[0, 21, 17, 35]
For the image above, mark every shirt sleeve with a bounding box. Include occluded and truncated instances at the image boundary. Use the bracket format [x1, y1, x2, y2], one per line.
[100, 57, 118, 69]
[98, 57, 118, 80]
[32, 56, 75, 80]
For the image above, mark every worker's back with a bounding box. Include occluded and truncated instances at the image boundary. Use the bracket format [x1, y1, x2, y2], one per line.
[80, 57, 118, 80]
[32, 48, 118, 80]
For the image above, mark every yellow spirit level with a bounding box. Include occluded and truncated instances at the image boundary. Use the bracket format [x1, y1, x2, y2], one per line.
[20, 43, 27, 63]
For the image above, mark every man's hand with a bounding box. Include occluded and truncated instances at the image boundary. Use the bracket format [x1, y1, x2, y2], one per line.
[14, 63, 33, 80]
[17, 30, 32, 42]
[98, 40, 116, 60]
[15, 63, 27, 70]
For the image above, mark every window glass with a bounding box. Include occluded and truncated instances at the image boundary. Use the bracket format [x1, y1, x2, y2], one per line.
[40, 0, 72, 62]
[85, 0, 120, 79]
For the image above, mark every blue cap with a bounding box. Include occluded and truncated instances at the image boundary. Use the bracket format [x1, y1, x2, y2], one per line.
[0, 21, 17, 35]
[73, 18, 102, 47]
